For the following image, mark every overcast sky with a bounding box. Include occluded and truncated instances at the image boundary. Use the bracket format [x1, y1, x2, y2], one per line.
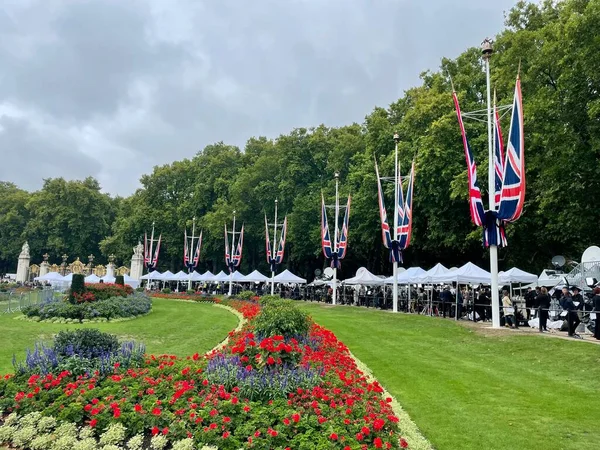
[0, 0, 518, 196]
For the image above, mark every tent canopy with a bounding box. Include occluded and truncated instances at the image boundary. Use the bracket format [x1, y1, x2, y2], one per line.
[414, 263, 450, 284]
[244, 270, 270, 283]
[430, 262, 490, 284]
[85, 274, 101, 283]
[343, 267, 385, 285]
[199, 270, 214, 281]
[140, 270, 161, 280]
[384, 267, 426, 284]
[498, 267, 538, 284]
[173, 270, 189, 281]
[34, 272, 66, 282]
[274, 269, 307, 284]
[156, 270, 175, 281]
[231, 271, 247, 282]
[213, 271, 229, 282]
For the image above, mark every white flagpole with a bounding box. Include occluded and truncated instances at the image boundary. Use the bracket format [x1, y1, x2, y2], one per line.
[228, 211, 235, 296]
[332, 173, 339, 305]
[149, 221, 155, 273]
[483, 38, 501, 328]
[271, 200, 278, 295]
[393, 133, 400, 313]
[188, 217, 195, 291]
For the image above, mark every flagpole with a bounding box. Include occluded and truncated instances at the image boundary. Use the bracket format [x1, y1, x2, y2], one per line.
[188, 217, 195, 291]
[271, 200, 278, 295]
[332, 173, 339, 305]
[483, 38, 501, 328]
[149, 221, 155, 274]
[392, 133, 400, 313]
[228, 211, 236, 296]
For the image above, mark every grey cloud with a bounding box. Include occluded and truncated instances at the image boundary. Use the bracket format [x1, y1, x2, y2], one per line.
[0, 0, 517, 195]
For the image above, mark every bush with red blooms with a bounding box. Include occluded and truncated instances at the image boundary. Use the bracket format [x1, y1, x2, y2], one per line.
[83, 283, 134, 302]
[0, 298, 407, 449]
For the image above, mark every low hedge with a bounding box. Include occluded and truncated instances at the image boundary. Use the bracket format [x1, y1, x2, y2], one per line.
[21, 295, 152, 322]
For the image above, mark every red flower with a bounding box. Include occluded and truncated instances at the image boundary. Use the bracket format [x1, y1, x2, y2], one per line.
[89, 419, 97, 428]
[292, 413, 300, 423]
[162, 427, 169, 435]
[134, 404, 142, 412]
[330, 433, 338, 440]
[243, 405, 251, 413]
[152, 407, 162, 416]
[222, 431, 230, 438]
[374, 437, 383, 448]
[373, 418, 385, 431]
[151, 426, 159, 436]
[113, 407, 121, 418]
[400, 438, 409, 448]
[283, 418, 290, 426]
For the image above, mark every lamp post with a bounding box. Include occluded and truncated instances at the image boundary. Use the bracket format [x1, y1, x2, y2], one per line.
[88, 254, 95, 275]
[482, 38, 501, 329]
[392, 133, 400, 313]
[332, 173, 340, 305]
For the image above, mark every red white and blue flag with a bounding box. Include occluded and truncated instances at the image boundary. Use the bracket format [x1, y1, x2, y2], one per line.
[144, 232, 161, 269]
[321, 193, 333, 259]
[375, 162, 393, 249]
[184, 230, 202, 270]
[321, 192, 350, 269]
[452, 91, 486, 227]
[265, 215, 287, 272]
[497, 76, 525, 223]
[493, 98, 505, 208]
[398, 161, 415, 250]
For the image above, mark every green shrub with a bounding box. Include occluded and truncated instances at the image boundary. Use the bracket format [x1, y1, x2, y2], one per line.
[237, 290, 256, 301]
[258, 294, 282, 307]
[186, 289, 195, 295]
[135, 287, 144, 292]
[85, 283, 133, 301]
[54, 329, 120, 358]
[68, 274, 85, 304]
[162, 288, 172, 294]
[115, 275, 125, 286]
[254, 302, 310, 338]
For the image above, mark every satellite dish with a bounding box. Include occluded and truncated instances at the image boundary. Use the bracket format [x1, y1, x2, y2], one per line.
[323, 267, 334, 279]
[314, 269, 322, 277]
[582, 246, 600, 264]
[552, 255, 566, 268]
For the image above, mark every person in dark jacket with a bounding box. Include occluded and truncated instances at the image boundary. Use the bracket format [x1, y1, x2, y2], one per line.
[593, 287, 600, 340]
[571, 286, 584, 310]
[536, 287, 551, 332]
[562, 295, 581, 338]
[524, 287, 536, 321]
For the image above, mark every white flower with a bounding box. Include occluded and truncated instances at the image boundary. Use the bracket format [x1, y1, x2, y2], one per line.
[126, 434, 144, 450]
[150, 434, 168, 450]
[99, 423, 126, 445]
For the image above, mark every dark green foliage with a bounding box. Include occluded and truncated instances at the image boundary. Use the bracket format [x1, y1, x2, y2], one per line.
[186, 289, 195, 295]
[68, 274, 85, 304]
[53, 329, 119, 358]
[254, 302, 310, 338]
[115, 275, 124, 286]
[258, 294, 282, 307]
[162, 288, 172, 294]
[236, 290, 257, 301]
[22, 295, 152, 321]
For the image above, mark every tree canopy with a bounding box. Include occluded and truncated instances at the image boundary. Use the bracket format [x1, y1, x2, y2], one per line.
[1, 0, 598, 279]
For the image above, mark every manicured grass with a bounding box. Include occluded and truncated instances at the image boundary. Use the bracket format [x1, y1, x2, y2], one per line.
[297, 302, 600, 450]
[0, 298, 238, 375]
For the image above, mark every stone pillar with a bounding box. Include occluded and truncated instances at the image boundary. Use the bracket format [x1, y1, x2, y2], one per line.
[106, 263, 115, 278]
[130, 241, 144, 280]
[16, 241, 31, 283]
[39, 253, 50, 277]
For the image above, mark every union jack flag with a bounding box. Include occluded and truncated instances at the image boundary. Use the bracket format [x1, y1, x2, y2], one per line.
[184, 229, 189, 267]
[497, 76, 525, 223]
[321, 193, 333, 259]
[493, 98, 505, 208]
[144, 231, 161, 269]
[225, 223, 244, 272]
[151, 235, 161, 268]
[453, 91, 486, 227]
[336, 196, 351, 261]
[224, 224, 231, 268]
[193, 231, 202, 267]
[265, 215, 287, 272]
[398, 161, 415, 250]
[144, 232, 150, 265]
[232, 225, 244, 269]
[375, 162, 393, 249]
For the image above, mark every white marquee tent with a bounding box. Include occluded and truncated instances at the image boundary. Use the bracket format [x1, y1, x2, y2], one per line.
[212, 271, 229, 282]
[85, 274, 101, 283]
[156, 270, 175, 281]
[140, 270, 161, 280]
[343, 267, 385, 285]
[384, 267, 426, 284]
[274, 269, 307, 284]
[231, 271, 247, 282]
[199, 271, 214, 281]
[498, 267, 538, 284]
[430, 262, 491, 284]
[414, 263, 450, 284]
[244, 270, 270, 283]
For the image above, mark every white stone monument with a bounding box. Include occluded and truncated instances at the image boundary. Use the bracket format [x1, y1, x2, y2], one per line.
[16, 242, 31, 283]
[39, 253, 50, 277]
[130, 242, 144, 280]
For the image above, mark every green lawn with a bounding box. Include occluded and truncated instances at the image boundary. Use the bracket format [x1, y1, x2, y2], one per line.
[0, 298, 238, 375]
[297, 302, 600, 450]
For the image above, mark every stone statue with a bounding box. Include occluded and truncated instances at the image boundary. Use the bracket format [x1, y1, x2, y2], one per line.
[19, 241, 30, 258]
[16, 241, 31, 283]
[133, 241, 144, 257]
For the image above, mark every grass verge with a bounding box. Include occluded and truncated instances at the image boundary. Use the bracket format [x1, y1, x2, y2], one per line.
[297, 302, 600, 450]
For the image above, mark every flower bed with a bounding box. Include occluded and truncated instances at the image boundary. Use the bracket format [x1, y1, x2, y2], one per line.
[82, 283, 134, 302]
[0, 298, 408, 449]
[21, 294, 152, 323]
